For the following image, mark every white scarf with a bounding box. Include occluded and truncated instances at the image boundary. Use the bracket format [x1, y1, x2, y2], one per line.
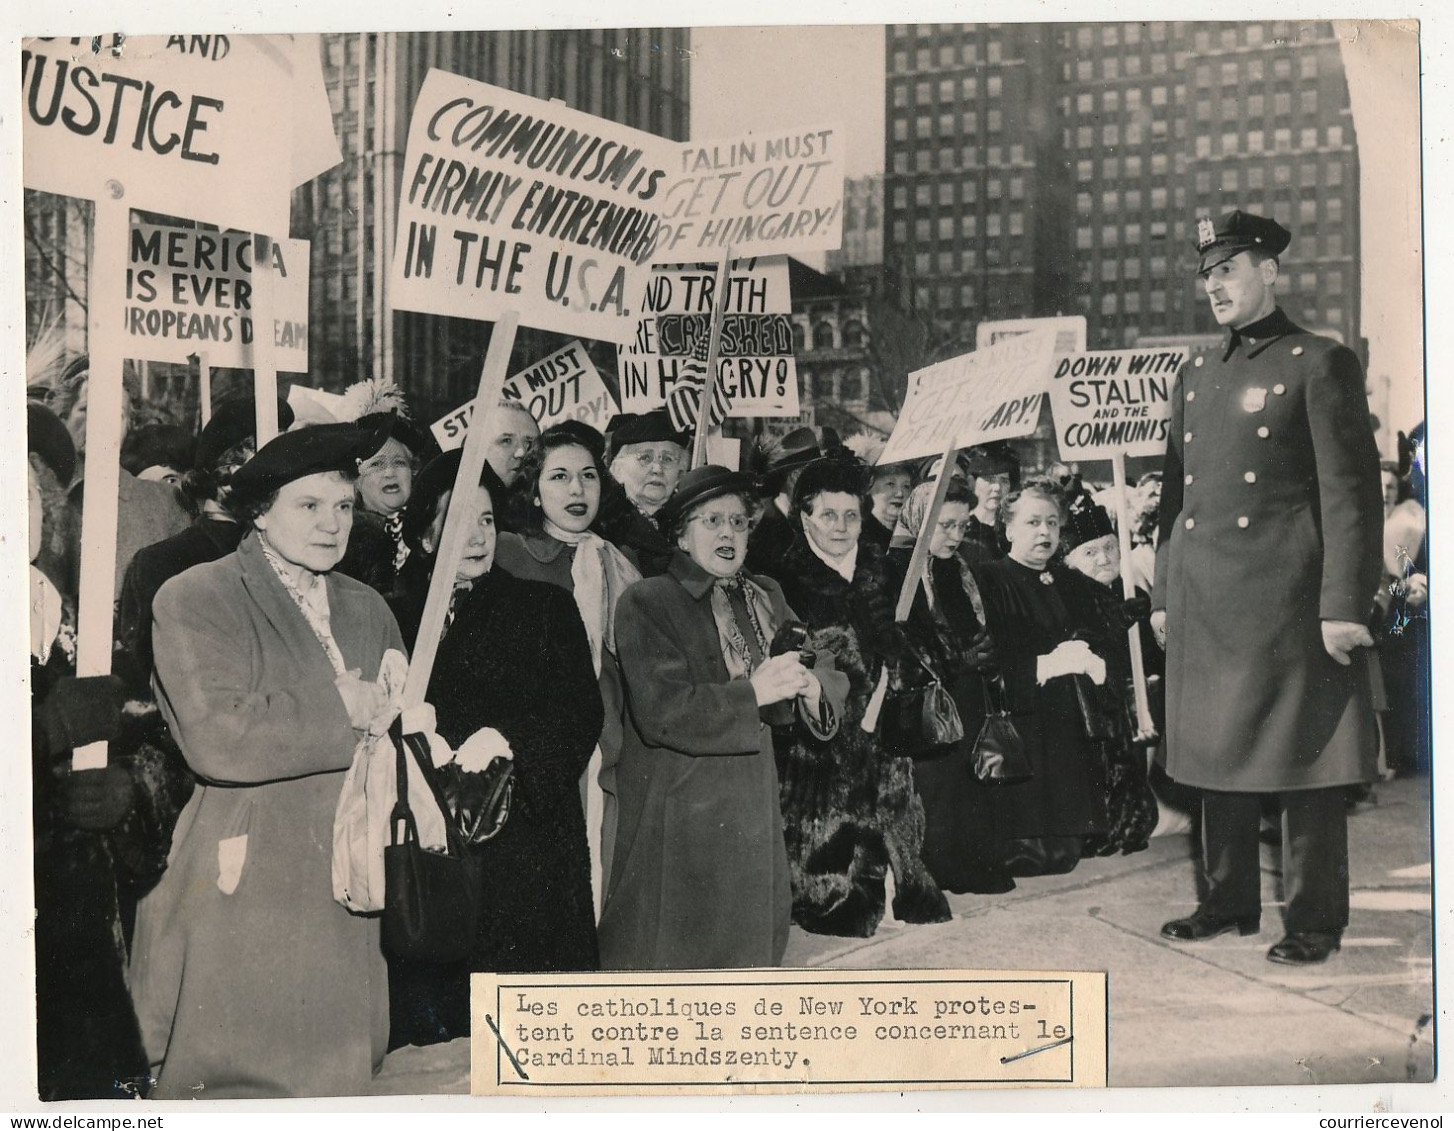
[806, 532, 858, 583]
[542, 520, 642, 675]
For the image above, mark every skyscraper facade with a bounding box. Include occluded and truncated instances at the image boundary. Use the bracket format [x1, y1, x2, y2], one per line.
[884, 21, 1360, 357]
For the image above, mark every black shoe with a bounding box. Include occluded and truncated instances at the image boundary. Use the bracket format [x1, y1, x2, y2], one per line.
[1160, 908, 1261, 941]
[1267, 931, 1341, 965]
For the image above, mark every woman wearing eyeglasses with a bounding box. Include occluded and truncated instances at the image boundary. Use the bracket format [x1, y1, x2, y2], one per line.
[599, 466, 847, 970]
[886, 479, 1015, 894]
[596, 409, 691, 577]
[336, 411, 436, 594]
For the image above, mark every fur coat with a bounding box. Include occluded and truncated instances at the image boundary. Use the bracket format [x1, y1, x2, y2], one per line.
[763, 535, 951, 937]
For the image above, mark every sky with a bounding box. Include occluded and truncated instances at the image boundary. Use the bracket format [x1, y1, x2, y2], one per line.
[692, 20, 1426, 438]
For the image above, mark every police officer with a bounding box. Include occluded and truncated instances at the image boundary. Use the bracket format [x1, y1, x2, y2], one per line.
[1151, 211, 1383, 966]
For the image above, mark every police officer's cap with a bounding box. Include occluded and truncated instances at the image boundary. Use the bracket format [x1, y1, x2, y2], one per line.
[1195, 210, 1292, 274]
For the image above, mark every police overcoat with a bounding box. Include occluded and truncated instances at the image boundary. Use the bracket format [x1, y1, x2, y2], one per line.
[1152, 308, 1382, 791]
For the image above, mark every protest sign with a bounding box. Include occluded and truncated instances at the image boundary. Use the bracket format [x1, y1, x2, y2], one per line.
[431, 340, 620, 450]
[21, 34, 339, 235]
[651, 126, 845, 261]
[618, 258, 798, 419]
[1047, 348, 1188, 461]
[877, 331, 1060, 467]
[124, 221, 310, 371]
[976, 315, 1087, 357]
[387, 68, 677, 345]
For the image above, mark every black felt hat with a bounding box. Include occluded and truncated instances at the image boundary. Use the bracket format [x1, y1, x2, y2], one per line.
[1195, 210, 1292, 273]
[401, 449, 508, 549]
[355, 410, 438, 462]
[228, 421, 390, 506]
[790, 454, 873, 518]
[656, 464, 756, 536]
[607, 410, 690, 461]
[1060, 478, 1116, 553]
[27, 401, 77, 486]
[961, 442, 1022, 485]
[195, 397, 295, 472]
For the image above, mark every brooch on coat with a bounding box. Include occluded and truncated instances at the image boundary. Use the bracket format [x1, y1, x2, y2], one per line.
[1242, 387, 1268, 413]
[1039, 571, 1055, 586]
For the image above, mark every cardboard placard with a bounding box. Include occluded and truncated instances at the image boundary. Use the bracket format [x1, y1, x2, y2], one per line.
[1047, 348, 1189, 461]
[387, 68, 677, 345]
[975, 315, 1087, 357]
[21, 34, 339, 234]
[618, 258, 799, 419]
[652, 126, 845, 261]
[124, 221, 310, 371]
[431, 340, 620, 450]
[878, 332, 1060, 467]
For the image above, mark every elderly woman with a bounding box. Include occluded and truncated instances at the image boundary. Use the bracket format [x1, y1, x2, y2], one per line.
[385, 450, 602, 1047]
[864, 461, 913, 553]
[1057, 483, 1158, 858]
[596, 409, 689, 576]
[764, 456, 950, 936]
[974, 478, 1121, 876]
[600, 466, 847, 969]
[336, 410, 435, 594]
[886, 480, 1013, 894]
[497, 420, 639, 914]
[128, 423, 403, 1098]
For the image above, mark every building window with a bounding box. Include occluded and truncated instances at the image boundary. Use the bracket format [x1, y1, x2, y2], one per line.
[960, 248, 978, 270]
[1151, 153, 1169, 175]
[915, 252, 931, 275]
[939, 44, 955, 67]
[1103, 124, 1120, 146]
[962, 76, 978, 98]
[1125, 223, 1142, 244]
[938, 250, 954, 273]
[916, 150, 933, 173]
[988, 39, 1003, 62]
[1274, 162, 1292, 184]
[1101, 293, 1118, 315]
[1152, 53, 1168, 75]
[1104, 90, 1121, 113]
[1274, 128, 1292, 151]
[1326, 162, 1343, 186]
[1247, 167, 1264, 190]
[938, 217, 955, 240]
[962, 178, 978, 202]
[1077, 126, 1094, 148]
[916, 48, 931, 69]
[988, 178, 1003, 200]
[938, 112, 955, 135]
[1221, 62, 1239, 85]
[892, 220, 907, 242]
[1009, 212, 1024, 235]
[1328, 125, 1344, 147]
[1104, 57, 1120, 80]
[961, 214, 978, 237]
[915, 184, 932, 206]
[1077, 60, 1094, 81]
[1077, 191, 1093, 215]
[988, 146, 1003, 166]
[1150, 290, 1167, 313]
[937, 182, 955, 207]
[893, 118, 909, 142]
[1125, 258, 1142, 280]
[1301, 54, 1318, 80]
[916, 115, 932, 139]
[1010, 176, 1025, 200]
[1077, 26, 1093, 48]
[1301, 127, 1320, 149]
[1221, 169, 1239, 192]
[1077, 92, 1093, 114]
[1196, 136, 1212, 159]
[894, 84, 909, 108]
[1248, 130, 1265, 153]
[1327, 198, 1343, 223]
[1275, 92, 1292, 116]
[1125, 292, 1142, 314]
[915, 218, 931, 241]
[1102, 224, 1119, 247]
[1101, 260, 1118, 282]
[986, 214, 1002, 237]
[988, 109, 1003, 132]
[1077, 226, 1093, 250]
[988, 75, 1003, 97]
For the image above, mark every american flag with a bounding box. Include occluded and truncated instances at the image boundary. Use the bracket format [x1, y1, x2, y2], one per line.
[666, 375, 733, 434]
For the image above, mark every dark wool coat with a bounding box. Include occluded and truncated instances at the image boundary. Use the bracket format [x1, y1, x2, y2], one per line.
[32, 643, 191, 1100]
[129, 533, 402, 1099]
[763, 536, 951, 936]
[1153, 309, 1383, 791]
[745, 502, 796, 576]
[386, 564, 603, 1045]
[599, 553, 847, 970]
[595, 475, 676, 577]
[886, 549, 1014, 895]
[335, 508, 402, 596]
[974, 558, 1117, 850]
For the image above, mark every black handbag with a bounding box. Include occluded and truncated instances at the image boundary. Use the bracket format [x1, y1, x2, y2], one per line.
[382, 719, 484, 964]
[972, 674, 1033, 785]
[1070, 673, 1120, 742]
[883, 646, 964, 754]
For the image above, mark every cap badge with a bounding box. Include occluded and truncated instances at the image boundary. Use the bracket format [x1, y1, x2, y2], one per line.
[1197, 216, 1216, 248]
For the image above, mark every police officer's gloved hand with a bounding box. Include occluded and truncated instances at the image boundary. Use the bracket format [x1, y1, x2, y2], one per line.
[40, 674, 126, 755]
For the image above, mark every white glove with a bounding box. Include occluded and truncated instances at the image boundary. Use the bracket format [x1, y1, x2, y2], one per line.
[401, 703, 456, 769]
[1036, 640, 1107, 686]
[455, 726, 514, 773]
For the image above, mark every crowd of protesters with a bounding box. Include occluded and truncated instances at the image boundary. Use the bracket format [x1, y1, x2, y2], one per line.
[27, 352, 1427, 1099]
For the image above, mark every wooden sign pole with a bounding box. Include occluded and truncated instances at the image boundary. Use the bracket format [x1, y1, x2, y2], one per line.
[251, 234, 281, 444]
[1111, 451, 1155, 738]
[402, 312, 520, 710]
[893, 444, 957, 624]
[194, 351, 213, 425]
[72, 190, 131, 771]
[690, 248, 734, 469]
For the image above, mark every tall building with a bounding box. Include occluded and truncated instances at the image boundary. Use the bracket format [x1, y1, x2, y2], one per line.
[884, 21, 1361, 358]
[300, 30, 692, 421]
[826, 174, 886, 272]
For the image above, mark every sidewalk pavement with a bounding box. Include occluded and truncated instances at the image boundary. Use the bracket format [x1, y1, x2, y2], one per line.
[782, 775, 1435, 1088]
[372, 776, 1434, 1095]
